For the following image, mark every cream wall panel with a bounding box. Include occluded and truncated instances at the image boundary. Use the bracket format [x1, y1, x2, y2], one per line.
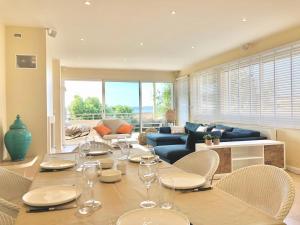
[62, 67, 176, 82]
[5, 26, 47, 158]
[0, 24, 6, 160]
[180, 26, 300, 76]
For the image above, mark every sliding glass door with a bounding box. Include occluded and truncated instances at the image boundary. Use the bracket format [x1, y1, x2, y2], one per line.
[141, 82, 173, 131]
[105, 81, 140, 132]
[63, 80, 173, 137]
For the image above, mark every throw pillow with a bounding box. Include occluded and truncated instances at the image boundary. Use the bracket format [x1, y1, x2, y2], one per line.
[185, 122, 202, 133]
[196, 126, 208, 132]
[94, 124, 112, 136]
[211, 128, 225, 134]
[215, 124, 234, 132]
[171, 126, 185, 134]
[116, 124, 134, 134]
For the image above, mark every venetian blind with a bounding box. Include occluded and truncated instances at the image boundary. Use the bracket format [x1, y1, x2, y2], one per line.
[188, 41, 300, 128]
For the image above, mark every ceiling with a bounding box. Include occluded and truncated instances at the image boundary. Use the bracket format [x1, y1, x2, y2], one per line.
[1, 0, 300, 71]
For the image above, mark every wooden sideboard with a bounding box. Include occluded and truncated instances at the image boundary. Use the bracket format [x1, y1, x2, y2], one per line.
[196, 140, 285, 174]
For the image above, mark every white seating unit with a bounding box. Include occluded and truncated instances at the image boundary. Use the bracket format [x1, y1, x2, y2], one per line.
[196, 140, 285, 174]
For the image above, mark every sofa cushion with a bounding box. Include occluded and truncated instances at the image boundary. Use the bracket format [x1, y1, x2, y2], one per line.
[185, 131, 207, 150]
[146, 133, 184, 146]
[215, 124, 234, 132]
[116, 124, 134, 134]
[185, 122, 202, 133]
[94, 124, 112, 136]
[102, 119, 126, 133]
[171, 126, 185, 134]
[179, 135, 188, 143]
[223, 128, 260, 139]
[154, 145, 192, 164]
[159, 126, 171, 134]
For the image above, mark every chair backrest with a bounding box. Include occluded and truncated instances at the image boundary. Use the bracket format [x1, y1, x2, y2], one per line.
[102, 119, 126, 133]
[0, 167, 32, 204]
[214, 165, 295, 221]
[173, 150, 220, 187]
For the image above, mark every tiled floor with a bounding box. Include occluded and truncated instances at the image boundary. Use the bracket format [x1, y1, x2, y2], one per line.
[285, 172, 300, 225]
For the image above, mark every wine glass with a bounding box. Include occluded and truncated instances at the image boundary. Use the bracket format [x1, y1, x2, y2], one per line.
[117, 138, 130, 160]
[138, 161, 157, 208]
[82, 160, 102, 209]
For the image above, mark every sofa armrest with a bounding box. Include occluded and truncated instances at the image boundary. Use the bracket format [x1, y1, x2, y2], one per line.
[159, 127, 171, 134]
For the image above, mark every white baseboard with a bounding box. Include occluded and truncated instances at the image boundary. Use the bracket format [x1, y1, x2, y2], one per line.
[286, 165, 300, 175]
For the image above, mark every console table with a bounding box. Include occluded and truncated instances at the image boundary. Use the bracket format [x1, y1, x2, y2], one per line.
[196, 140, 285, 174]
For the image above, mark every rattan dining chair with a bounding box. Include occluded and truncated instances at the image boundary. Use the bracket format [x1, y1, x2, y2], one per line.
[214, 165, 295, 221]
[0, 167, 32, 205]
[0, 211, 15, 225]
[173, 150, 220, 187]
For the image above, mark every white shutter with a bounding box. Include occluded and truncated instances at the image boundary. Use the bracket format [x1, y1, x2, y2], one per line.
[188, 40, 300, 128]
[176, 77, 189, 126]
[292, 44, 300, 121]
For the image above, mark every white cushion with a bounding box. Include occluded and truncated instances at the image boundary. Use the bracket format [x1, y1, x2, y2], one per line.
[102, 134, 131, 140]
[211, 128, 225, 134]
[171, 126, 185, 134]
[102, 119, 126, 133]
[196, 126, 208, 132]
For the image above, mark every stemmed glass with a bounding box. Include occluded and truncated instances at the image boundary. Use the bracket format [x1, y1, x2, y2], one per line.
[82, 160, 101, 209]
[138, 161, 157, 208]
[117, 137, 130, 160]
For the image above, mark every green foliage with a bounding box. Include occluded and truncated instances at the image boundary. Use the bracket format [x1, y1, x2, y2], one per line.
[112, 105, 133, 114]
[69, 95, 102, 119]
[155, 84, 172, 117]
[203, 134, 213, 140]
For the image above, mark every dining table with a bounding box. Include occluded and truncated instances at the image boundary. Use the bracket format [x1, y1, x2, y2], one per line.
[14, 148, 285, 225]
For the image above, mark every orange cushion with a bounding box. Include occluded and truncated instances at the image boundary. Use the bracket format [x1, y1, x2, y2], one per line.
[116, 124, 134, 134]
[94, 124, 112, 136]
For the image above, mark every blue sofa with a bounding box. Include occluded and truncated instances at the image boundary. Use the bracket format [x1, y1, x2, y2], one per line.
[147, 123, 267, 164]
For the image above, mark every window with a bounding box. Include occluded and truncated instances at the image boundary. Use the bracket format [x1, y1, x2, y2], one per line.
[188, 42, 300, 128]
[175, 77, 189, 126]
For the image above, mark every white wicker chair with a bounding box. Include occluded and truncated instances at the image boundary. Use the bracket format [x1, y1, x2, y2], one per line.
[173, 150, 220, 187]
[0, 211, 15, 225]
[0, 167, 32, 205]
[214, 165, 295, 221]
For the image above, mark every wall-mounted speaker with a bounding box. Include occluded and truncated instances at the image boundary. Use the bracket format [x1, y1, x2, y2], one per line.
[46, 28, 57, 38]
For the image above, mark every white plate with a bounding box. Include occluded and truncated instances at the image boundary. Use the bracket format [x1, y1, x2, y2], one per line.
[87, 150, 110, 156]
[161, 172, 206, 190]
[40, 160, 76, 170]
[22, 185, 78, 207]
[117, 208, 190, 225]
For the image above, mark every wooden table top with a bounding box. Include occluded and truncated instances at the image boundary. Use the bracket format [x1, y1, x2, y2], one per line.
[15, 151, 284, 225]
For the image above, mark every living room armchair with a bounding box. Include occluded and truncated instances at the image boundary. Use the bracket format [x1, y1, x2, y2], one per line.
[94, 119, 133, 143]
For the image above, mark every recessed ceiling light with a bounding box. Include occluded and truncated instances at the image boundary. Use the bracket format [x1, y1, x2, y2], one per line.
[84, 1, 91, 6]
[80, 38, 84, 41]
[241, 18, 247, 22]
[171, 10, 176, 15]
[140, 42, 144, 46]
[191, 46, 195, 49]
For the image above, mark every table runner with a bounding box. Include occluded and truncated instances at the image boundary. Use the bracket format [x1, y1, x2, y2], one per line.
[15, 151, 284, 225]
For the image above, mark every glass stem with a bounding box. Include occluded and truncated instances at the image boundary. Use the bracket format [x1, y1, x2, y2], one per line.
[146, 185, 150, 201]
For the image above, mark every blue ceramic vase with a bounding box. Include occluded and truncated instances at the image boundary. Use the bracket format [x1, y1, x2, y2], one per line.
[4, 115, 32, 161]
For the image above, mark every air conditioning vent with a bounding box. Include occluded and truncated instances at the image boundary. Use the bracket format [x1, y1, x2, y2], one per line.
[16, 55, 37, 69]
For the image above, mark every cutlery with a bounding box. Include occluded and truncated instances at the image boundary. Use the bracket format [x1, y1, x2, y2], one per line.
[180, 187, 212, 193]
[26, 203, 77, 213]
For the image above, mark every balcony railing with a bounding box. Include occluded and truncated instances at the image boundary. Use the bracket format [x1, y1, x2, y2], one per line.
[65, 113, 165, 131]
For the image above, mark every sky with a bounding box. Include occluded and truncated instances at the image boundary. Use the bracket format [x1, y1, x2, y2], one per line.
[64, 81, 155, 108]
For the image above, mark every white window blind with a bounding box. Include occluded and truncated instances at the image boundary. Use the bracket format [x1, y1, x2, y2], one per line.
[189, 41, 300, 128]
[175, 77, 189, 126]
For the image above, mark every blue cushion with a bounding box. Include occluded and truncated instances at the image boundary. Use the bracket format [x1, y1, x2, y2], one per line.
[185, 131, 207, 150]
[215, 124, 234, 132]
[232, 128, 260, 137]
[179, 135, 188, 143]
[146, 133, 184, 146]
[211, 130, 222, 138]
[185, 122, 202, 133]
[223, 128, 260, 139]
[154, 145, 192, 164]
[159, 127, 171, 134]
